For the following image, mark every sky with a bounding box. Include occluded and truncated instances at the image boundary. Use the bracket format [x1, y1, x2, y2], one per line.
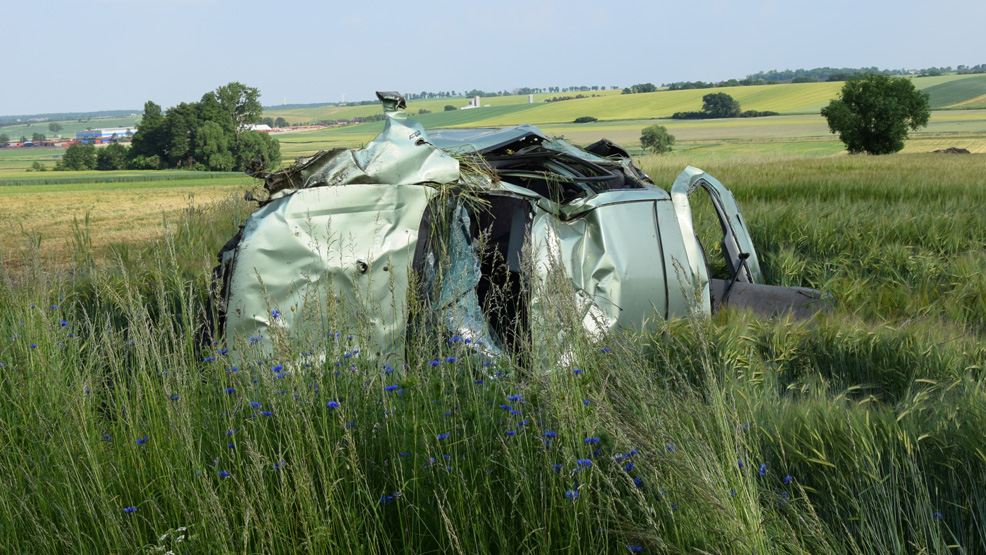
[3, 0, 984, 116]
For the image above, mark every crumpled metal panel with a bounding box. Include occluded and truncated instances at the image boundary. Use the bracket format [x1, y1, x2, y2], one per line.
[528, 190, 709, 340]
[263, 103, 459, 199]
[223, 184, 434, 361]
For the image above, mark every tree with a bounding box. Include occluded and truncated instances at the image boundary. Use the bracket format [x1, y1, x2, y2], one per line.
[821, 74, 930, 154]
[262, 117, 275, 127]
[274, 117, 288, 128]
[32, 133, 46, 142]
[235, 130, 280, 172]
[96, 143, 128, 170]
[701, 93, 741, 118]
[57, 144, 97, 170]
[0, 133, 8, 145]
[640, 125, 675, 154]
[573, 116, 598, 123]
[49, 123, 63, 134]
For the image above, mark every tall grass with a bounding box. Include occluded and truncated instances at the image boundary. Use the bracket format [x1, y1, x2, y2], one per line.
[1, 153, 984, 553]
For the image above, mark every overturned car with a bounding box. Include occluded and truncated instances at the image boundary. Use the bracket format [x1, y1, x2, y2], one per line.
[214, 92, 825, 362]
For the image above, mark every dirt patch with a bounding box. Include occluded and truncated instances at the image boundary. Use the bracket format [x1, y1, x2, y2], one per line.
[932, 147, 972, 154]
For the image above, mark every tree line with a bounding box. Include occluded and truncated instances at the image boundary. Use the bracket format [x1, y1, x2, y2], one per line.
[52, 82, 281, 172]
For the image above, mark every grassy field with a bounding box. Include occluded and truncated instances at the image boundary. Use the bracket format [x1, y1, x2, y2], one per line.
[1, 150, 984, 553]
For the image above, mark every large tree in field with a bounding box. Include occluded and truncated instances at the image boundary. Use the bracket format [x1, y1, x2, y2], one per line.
[702, 92, 741, 118]
[821, 74, 930, 154]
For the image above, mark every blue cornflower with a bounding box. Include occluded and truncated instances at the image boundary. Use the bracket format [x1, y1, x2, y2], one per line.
[624, 462, 635, 472]
[271, 309, 281, 319]
[730, 489, 736, 496]
[576, 459, 593, 467]
[584, 437, 600, 444]
[543, 431, 557, 438]
[499, 404, 512, 411]
[758, 463, 767, 476]
[627, 545, 643, 552]
[380, 494, 395, 504]
[250, 401, 262, 408]
[272, 461, 285, 470]
[507, 394, 521, 402]
[666, 444, 675, 453]
[583, 400, 590, 405]
[123, 506, 136, 513]
[507, 430, 516, 436]
[170, 395, 179, 401]
[218, 348, 228, 355]
[738, 460, 744, 469]
[225, 387, 235, 394]
[135, 436, 149, 445]
[552, 464, 563, 471]
[473, 379, 484, 385]
[429, 360, 440, 367]
[784, 475, 793, 485]
[218, 471, 230, 478]
[565, 489, 579, 500]
[227, 443, 235, 449]
[60, 320, 68, 327]
[600, 347, 611, 353]
[272, 364, 283, 372]
[249, 337, 262, 343]
[933, 512, 943, 520]
[436, 433, 450, 440]
[518, 420, 529, 426]
[29, 343, 37, 349]
[446, 356, 456, 363]
[204, 356, 216, 362]
[385, 385, 400, 392]
[261, 411, 274, 416]
[226, 429, 236, 436]
[326, 401, 340, 409]
[572, 368, 583, 374]
[634, 476, 644, 488]
[50, 305, 58, 310]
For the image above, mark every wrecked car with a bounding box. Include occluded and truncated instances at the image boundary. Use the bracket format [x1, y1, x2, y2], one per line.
[214, 91, 825, 362]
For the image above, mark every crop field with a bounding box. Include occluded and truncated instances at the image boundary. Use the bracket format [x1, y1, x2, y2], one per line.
[0, 171, 256, 269]
[263, 74, 982, 128]
[1, 147, 984, 553]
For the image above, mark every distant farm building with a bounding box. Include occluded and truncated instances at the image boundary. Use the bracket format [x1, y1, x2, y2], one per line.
[76, 127, 137, 143]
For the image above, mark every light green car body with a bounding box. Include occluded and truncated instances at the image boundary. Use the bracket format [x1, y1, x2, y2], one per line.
[216, 92, 820, 364]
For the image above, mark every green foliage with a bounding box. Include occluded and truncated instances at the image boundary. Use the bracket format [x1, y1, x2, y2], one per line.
[56, 143, 96, 170]
[29, 160, 47, 172]
[126, 82, 279, 171]
[620, 83, 657, 94]
[32, 132, 46, 142]
[573, 116, 598, 123]
[639, 125, 674, 154]
[702, 92, 742, 118]
[444, 105, 457, 111]
[48, 122, 62, 134]
[0, 133, 8, 144]
[274, 116, 288, 128]
[95, 143, 128, 170]
[821, 74, 931, 154]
